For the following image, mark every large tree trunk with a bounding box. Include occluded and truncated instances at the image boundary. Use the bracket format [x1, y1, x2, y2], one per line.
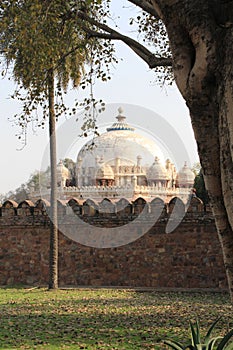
[152, 0, 233, 301]
[48, 68, 58, 290]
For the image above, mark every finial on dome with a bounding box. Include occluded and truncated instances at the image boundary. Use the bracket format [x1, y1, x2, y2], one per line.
[116, 107, 126, 123]
[118, 107, 124, 115]
[106, 107, 135, 132]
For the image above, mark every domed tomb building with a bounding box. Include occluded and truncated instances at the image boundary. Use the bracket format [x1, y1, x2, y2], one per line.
[37, 108, 195, 203]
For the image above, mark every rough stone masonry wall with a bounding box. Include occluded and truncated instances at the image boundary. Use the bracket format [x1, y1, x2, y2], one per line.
[0, 199, 228, 289]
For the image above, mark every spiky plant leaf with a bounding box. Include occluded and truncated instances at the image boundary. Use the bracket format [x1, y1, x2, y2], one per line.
[204, 317, 221, 344]
[190, 320, 201, 345]
[216, 329, 233, 350]
[223, 344, 233, 350]
[207, 336, 223, 350]
[164, 339, 185, 349]
[196, 345, 203, 350]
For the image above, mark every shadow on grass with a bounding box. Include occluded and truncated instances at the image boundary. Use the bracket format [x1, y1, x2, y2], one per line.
[0, 289, 232, 349]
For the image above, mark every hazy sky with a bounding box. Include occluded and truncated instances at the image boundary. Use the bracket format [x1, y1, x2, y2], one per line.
[0, 1, 199, 196]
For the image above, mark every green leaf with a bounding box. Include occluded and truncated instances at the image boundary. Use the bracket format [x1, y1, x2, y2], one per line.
[196, 346, 203, 350]
[164, 339, 185, 349]
[190, 320, 200, 345]
[207, 336, 223, 350]
[204, 317, 221, 344]
[216, 329, 233, 350]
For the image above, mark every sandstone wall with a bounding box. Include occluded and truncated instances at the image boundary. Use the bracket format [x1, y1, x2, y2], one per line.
[0, 198, 227, 289]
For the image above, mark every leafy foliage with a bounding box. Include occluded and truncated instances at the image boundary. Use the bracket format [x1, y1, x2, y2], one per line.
[0, 0, 114, 143]
[1, 168, 50, 202]
[129, 11, 173, 85]
[0, 0, 174, 142]
[2, 183, 28, 203]
[0, 0, 82, 142]
[194, 169, 209, 208]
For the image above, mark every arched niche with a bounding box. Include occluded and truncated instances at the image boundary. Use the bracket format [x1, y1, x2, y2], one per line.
[67, 197, 84, 216]
[132, 197, 149, 215]
[187, 196, 204, 213]
[34, 199, 50, 216]
[168, 197, 185, 216]
[83, 199, 99, 216]
[150, 197, 166, 218]
[2, 200, 18, 217]
[99, 198, 116, 215]
[115, 198, 132, 217]
[18, 200, 34, 216]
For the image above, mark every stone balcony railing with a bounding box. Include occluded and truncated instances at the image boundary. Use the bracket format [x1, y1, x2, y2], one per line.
[30, 184, 193, 203]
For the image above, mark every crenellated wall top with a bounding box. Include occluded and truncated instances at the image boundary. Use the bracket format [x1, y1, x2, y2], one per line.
[0, 196, 211, 218]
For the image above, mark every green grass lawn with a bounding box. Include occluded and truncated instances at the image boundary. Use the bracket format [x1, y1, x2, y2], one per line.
[0, 288, 232, 349]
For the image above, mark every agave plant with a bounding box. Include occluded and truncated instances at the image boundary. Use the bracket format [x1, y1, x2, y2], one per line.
[164, 318, 233, 350]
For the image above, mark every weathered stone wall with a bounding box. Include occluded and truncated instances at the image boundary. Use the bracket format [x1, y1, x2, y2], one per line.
[0, 198, 227, 289]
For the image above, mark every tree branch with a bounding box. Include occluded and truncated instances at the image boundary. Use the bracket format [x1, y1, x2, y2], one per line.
[77, 11, 172, 69]
[126, 0, 160, 19]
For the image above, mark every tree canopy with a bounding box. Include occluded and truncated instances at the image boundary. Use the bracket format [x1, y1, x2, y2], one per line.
[0, 0, 114, 140]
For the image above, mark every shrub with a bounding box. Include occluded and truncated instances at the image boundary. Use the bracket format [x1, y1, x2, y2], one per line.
[164, 318, 233, 350]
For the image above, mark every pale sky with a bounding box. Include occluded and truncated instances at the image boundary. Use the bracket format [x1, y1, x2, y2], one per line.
[0, 1, 199, 196]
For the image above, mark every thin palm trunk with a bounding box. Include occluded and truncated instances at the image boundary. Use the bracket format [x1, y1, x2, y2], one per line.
[48, 68, 58, 290]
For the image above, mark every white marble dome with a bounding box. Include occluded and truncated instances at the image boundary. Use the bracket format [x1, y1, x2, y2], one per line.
[76, 108, 164, 170]
[31, 108, 196, 202]
[147, 157, 168, 181]
[96, 162, 115, 180]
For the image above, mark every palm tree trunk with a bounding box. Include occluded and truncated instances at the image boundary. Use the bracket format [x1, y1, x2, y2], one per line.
[48, 68, 58, 289]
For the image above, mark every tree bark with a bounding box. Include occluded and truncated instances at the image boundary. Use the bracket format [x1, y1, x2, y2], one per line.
[151, 0, 233, 301]
[73, 0, 233, 300]
[48, 68, 58, 290]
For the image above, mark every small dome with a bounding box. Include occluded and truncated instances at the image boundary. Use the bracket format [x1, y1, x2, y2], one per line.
[147, 157, 168, 181]
[177, 162, 195, 187]
[57, 160, 71, 179]
[96, 163, 114, 180]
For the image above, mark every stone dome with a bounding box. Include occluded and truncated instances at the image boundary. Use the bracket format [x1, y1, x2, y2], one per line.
[56, 160, 71, 187]
[57, 160, 70, 179]
[96, 163, 115, 180]
[76, 108, 164, 170]
[176, 161, 195, 187]
[147, 157, 169, 181]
